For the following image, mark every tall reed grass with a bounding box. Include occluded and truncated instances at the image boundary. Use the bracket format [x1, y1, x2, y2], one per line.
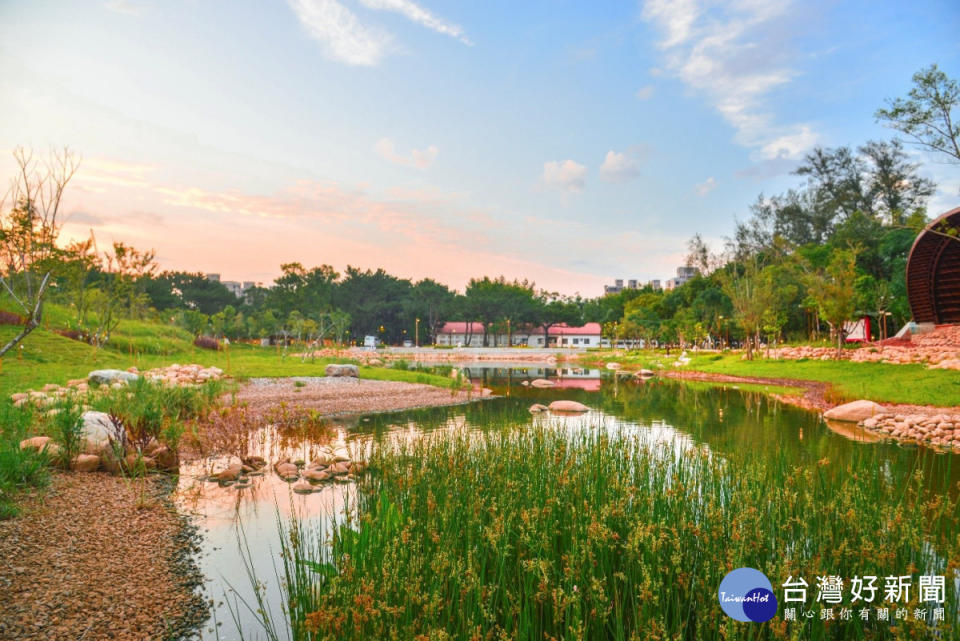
[264, 424, 959, 640]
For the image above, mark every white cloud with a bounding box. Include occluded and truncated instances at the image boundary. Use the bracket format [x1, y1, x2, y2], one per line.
[288, 0, 391, 66]
[599, 150, 640, 182]
[288, 0, 470, 66]
[641, 0, 819, 160]
[357, 0, 472, 45]
[641, 0, 701, 49]
[542, 160, 588, 193]
[695, 176, 717, 195]
[635, 85, 655, 100]
[103, 0, 142, 15]
[374, 138, 439, 169]
[760, 125, 819, 160]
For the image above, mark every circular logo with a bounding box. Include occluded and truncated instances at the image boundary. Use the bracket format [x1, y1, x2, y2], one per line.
[718, 567, 778, 622]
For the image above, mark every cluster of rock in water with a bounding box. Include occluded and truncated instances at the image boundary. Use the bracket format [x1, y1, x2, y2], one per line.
[207, 443, 366, 494]
[15, 364, 224, 475]
[824, 400, 960, 449]
[769, 325, 960, 370]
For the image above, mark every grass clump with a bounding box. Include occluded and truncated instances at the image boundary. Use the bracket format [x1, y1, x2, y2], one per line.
[270, 426, 959, 641]
[0, 402, 49, 519]
[49, 400, 84, 463]
[91, 378, 222, 451]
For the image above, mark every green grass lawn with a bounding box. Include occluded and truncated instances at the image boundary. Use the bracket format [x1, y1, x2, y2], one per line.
[0, 325, 455, 398]
[582, 349, 960, 407]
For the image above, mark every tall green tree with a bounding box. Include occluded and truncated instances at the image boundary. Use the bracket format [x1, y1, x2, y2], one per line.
[403, 279, 455, 345]
[720, 260, 766, 360]
[876, 63, 960, 163]
[803, 249, 860, 358]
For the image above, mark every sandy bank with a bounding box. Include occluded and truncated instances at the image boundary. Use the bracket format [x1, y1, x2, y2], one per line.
[234, 376, 482, 416]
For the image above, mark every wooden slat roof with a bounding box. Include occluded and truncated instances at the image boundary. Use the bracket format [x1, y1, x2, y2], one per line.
[907, 207, 960, 324]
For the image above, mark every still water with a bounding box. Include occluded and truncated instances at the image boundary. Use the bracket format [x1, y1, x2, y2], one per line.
[176, 366, 959, 640]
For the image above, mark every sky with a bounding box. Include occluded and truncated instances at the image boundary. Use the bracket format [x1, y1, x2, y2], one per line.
[1, 0, 959, 297]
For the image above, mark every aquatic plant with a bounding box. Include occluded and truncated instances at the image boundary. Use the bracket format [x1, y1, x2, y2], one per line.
[266, 424, 959, 640]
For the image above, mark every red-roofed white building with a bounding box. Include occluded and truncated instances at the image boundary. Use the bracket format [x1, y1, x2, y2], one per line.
[436, 321, 601, 348]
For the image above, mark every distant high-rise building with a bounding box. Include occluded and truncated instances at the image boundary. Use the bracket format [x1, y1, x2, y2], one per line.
[207, 274, 259, 298]
[664, 266, 699, 291]
[604, 278, 648, 295]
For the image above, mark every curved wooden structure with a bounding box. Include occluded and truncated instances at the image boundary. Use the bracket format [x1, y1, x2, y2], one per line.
[907, 207, 960, 324]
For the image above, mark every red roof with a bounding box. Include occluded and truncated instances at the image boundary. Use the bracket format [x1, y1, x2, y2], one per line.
[549, 322, 601, 336]
[438, 322, 485, 334]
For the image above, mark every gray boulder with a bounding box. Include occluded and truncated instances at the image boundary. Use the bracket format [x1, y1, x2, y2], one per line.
[325, 364, 359, 378]
[88, 369, 140, 385]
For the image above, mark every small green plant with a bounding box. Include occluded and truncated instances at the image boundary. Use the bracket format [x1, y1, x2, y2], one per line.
[0, 401, 49, 519]
[50, 400, 84, 464]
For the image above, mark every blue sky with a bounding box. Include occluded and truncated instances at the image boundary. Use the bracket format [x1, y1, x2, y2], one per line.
[1, 0, 958, 295]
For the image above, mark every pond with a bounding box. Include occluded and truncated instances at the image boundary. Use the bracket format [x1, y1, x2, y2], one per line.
[176, 366, 960, 640]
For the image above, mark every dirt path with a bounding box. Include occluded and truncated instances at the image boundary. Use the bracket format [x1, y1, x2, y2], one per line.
[0, 474, 205, 641]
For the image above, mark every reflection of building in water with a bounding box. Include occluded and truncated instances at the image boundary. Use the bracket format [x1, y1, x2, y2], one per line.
[460, 366, 603, 391]
[436, 322, 602, 348]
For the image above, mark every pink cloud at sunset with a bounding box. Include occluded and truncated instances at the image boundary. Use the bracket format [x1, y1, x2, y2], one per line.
[55, 157, 690, 295]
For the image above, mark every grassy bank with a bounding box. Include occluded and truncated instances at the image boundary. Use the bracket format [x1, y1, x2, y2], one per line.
[263, 425, 959, 640]
[581, 349, 960, 407]
[0, 324, 455, 398]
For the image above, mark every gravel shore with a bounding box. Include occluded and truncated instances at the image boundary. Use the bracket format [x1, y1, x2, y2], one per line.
[233, 376, 479, 416]
[0, 473, 206, 641]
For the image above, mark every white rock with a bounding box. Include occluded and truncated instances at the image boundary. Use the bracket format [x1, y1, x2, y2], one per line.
[548, 400, 590, 413]
[88, 369, 140, 385]
[823, 400, 885, 423]
[81, 411, 116, 452]
[530, 379, 555, 388]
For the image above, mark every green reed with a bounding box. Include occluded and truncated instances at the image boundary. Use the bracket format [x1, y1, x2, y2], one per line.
[269, 425, 959, 640]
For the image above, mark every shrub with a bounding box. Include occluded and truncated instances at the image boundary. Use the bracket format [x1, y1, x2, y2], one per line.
[53, 328, 86, 342]
[193, 335, 220, 350]
[0, 310, 24, 325]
